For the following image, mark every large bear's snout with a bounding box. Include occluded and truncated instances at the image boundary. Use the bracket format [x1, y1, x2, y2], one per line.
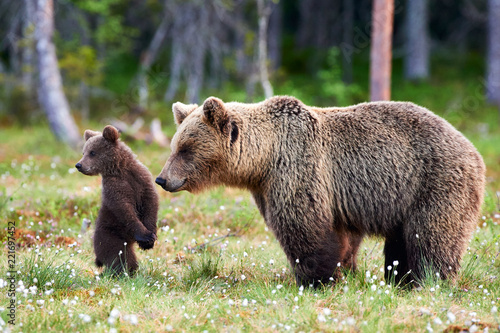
[155, 177, 167, 188]
[155, 176, 186, 192]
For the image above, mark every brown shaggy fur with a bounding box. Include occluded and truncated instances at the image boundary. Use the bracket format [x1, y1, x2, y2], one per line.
[156, 96, 485, 287]
[76, 125, 158, 275]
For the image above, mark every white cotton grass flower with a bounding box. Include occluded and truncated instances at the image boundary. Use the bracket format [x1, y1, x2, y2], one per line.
[433, 317, 443, 325]
[447, 311, 456, 323]
[269, 259, 274, 265]
[124, 314, 138, 325]
[108, 308, 120, 325]
[492, 306, 498, 313]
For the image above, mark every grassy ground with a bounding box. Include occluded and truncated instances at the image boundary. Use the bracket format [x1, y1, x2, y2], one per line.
[0, 121, 499, 333]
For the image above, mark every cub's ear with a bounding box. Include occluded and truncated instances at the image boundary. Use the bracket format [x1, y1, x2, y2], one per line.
[202, 97, 229, 134]
[172, 102, 198, 125]
[84, 130, 99, 142]
[102, 125, 120, 142]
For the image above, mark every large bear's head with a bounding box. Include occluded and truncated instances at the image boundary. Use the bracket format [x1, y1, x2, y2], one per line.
[156, 97, 241, 193]
[75, 125, 125, 176]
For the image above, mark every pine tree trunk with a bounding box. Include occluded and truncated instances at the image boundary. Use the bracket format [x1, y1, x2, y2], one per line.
[268, 1, 282, 71]
[35, 0, 81, 148]
[487, 0, 500, 109]
[404, 0, 429, 80]
[22, 0, 36, 93]
[342, 0, 354, 84]
[257, 0, 274, 99]
[370, 0, 394, 101]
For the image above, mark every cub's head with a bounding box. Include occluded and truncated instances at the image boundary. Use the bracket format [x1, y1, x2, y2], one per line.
[75, 125, 124, 176]
[156, 97, 241, 193]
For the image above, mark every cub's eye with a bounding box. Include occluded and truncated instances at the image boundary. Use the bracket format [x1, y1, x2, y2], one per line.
[178, 148, 191, 155]
[90, 151, 96, 157]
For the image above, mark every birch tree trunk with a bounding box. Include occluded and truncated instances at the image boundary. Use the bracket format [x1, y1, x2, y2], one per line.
[35, 0, 81, 148]
[404, 0, 429, 80]
[487, 0, 500, 109]
[370, 0, 394, 101]
[257, 0, 274, 99]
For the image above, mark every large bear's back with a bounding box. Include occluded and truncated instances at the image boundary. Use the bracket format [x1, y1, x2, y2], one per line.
[313, 102, 484, 235]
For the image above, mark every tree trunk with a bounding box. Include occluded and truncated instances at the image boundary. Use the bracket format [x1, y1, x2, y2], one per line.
[268, 0, 282, 71]
[22, 0, 36, 93]
[164, 38, 184, 102]
[35, 0, 81, 148]
[342, 0, 354, 84]
[138, 15, 169, 108]
[257, 0, 274, 99]
[370, 0, 394, 101]
[404, 0, 429, 80]
[487, 0, 500, 108]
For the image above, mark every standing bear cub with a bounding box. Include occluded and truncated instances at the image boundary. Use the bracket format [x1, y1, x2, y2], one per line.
[76, 125, 158, 275]
[156, 96, 485, 287]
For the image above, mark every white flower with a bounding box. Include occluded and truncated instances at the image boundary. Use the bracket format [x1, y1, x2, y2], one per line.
[240, 274, 246, 281]
[447, 312, 456, 323]
[269, 259, 274, 265]
[36, 300, 45, 306]
[371, 285, 377, 291]
[127, 314, 138, 325]
[323, 308, 331, 316]
[243, 252, 248, 257]
[434, 317, 443, 325]
[276, 284, 283, 290]
[242, 299, 248, 307]
[296, 259, 300, 263]
[393, 260, 399, 266]
[492, 306, 498, 313]
[81, 314, 91, 323]
[317, 314, 326, 322]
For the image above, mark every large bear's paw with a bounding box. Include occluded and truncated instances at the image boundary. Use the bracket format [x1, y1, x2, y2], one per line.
[135, 232, 157, 250]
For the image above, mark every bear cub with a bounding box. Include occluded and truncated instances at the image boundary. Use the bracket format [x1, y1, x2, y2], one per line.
[76, 125, 159, 275]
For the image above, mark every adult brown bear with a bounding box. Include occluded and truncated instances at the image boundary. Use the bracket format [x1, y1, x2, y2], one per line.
[156, 96, 485, 287]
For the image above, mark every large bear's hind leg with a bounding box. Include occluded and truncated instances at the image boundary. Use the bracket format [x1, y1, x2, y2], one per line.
[383, 224, 410, 286]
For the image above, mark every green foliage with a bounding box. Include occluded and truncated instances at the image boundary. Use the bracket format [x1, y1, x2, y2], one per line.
[59, 46, 102, 86]
[317, 48, 363, 106]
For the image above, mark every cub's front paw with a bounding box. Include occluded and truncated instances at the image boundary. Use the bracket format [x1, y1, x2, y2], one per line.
[135, 232, 157, 250]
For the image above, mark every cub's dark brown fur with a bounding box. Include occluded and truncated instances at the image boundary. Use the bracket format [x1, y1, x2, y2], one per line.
[156, 96, 485, 287]
[76, 125, 158, 275]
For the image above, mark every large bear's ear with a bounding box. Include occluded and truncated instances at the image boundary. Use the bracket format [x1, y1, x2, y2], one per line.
[202, 97, 229, 134]
[84, 130, 99, 142]
[102, 125, 120, 142]
[172, 102, 198, 126]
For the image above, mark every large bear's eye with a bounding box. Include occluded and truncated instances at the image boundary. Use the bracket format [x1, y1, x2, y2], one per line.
[90, 151, 96, 157]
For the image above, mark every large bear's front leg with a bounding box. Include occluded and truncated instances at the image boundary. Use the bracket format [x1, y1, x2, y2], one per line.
[262, 194, 350, 287]
[280, 228, 350, 287]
